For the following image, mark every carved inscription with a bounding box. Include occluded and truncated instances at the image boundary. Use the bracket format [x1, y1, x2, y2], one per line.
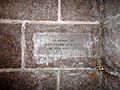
[33, 33, 91, 64]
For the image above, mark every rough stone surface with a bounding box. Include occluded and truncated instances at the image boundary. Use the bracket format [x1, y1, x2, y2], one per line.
[61, 0, 100, 21]
[0, 70, 57, 90]
[0, 0, 120, 90]
[102, 20, 120, 90]
[104, 0, 120, 18]
[0, 0, 58, 20]
[0, 23, 21, 68]
[25, 24, 99, 68]
[60, 70, 102, 90]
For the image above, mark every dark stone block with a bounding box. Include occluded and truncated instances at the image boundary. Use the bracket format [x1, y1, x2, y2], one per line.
[61, 0, 100, 21]
[25, 24, 99, 68]
[0, 0, 58, 20]
[0, 70, 57, 90]
[60, 70, 102, 90]
[0, 23, 21, 68]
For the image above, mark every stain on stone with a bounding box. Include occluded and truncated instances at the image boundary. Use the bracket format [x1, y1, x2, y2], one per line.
[89, 71, 98, 79]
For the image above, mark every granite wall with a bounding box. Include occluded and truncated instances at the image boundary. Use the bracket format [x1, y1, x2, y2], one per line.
[0, 0, 120, 90]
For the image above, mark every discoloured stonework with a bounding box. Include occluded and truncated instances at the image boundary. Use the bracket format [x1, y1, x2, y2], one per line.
[100, 17, 120, 90]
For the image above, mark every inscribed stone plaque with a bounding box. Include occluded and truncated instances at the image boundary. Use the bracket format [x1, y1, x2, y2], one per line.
[33, 33, 91, 64]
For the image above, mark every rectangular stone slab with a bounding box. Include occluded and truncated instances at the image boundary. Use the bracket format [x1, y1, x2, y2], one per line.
[25, 24, 99, 68]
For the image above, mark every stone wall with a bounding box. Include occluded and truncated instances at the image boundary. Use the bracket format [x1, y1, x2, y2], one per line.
[0, 0, 120, 90]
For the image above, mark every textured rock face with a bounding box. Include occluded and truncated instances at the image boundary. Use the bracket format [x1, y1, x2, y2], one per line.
[0, 0, 58, 20]
[0, 23, 21, 68]
[0, 0, 120, 90]
[24, 24, 99, 68]
[104, 0, 120, 18]
[60, 70, 102, 90]
[0, 70, 57, 90]
[61, 0, 100, 21]
[101, 17, 120, 90]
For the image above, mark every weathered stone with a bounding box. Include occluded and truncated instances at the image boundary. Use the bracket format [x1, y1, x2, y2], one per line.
[0, 0, 58, 20]
[104, 0, 120, 18]
[61, 0, 100, 21]
[0, 70, 57, 90]
[102, 18, 120, 90]
[0, 23, 21, 68]
[25, 24, 99, 68]
[60, 70, 102, 90]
